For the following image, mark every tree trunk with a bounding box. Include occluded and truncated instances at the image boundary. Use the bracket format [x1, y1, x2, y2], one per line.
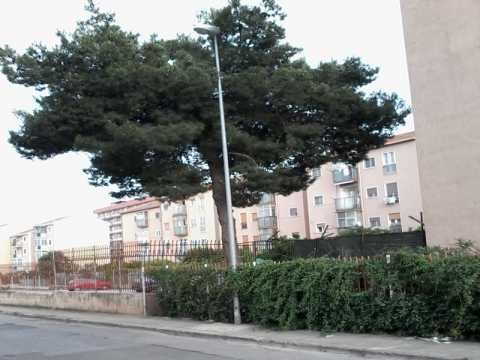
[208, 157, 234, 267]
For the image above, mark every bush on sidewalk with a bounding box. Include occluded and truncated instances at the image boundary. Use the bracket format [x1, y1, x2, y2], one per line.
[151, 249, 480, 338]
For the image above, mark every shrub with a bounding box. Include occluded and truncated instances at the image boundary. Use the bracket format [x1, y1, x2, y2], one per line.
[182, 247, 225, 264]
[152, 249, 480, 338]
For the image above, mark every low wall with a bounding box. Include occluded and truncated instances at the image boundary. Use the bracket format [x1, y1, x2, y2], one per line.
[0, 290, 159, 315]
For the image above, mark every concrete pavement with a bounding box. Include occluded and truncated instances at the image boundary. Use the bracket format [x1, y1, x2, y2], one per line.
[0, 305, 478, 360]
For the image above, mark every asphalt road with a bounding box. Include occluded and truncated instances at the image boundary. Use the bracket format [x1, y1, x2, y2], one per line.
[0, 314, 401, 359]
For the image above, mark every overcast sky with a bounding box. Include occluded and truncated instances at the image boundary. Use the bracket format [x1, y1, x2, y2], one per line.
[0, 0, 412, 248]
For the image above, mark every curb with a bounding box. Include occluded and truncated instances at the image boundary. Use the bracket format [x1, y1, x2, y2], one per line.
[0, 309, 467, 360]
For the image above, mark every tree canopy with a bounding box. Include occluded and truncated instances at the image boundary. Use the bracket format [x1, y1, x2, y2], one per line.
[1, 0, 408, 247]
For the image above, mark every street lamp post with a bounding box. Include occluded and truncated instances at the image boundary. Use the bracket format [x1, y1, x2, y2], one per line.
[194, 24, 241, 325]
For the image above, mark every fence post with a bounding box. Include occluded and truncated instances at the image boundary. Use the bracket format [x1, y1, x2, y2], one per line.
[52, 249, 57, 290]
[93, 246, 97, 292]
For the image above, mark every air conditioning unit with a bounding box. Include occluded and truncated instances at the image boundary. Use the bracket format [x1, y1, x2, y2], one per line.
[384, 196, 398, 205]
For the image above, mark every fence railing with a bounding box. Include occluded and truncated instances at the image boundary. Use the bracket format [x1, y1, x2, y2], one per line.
[0, 232, 427, 292]
[0, 240, 276, 291]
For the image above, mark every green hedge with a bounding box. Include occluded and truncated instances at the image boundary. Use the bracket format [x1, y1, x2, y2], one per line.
[152, 249, 480, 338]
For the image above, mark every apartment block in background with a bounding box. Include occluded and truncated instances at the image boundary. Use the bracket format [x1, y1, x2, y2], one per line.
[0, 226, 10, 268]
[8, 217, 68, 270]
[9, 229, 35, 271]
[401, 0, 480, 246]
[95, 192, 221, 246]
[305, 132, 422, 236]
[94, 197, 157, 246]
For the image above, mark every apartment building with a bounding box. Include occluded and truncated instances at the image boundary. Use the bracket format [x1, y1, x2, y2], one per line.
[9, 229, 35, 271]
[96, 133, 422, 244]
[401, 1, 480, 246]
[0, 226, 10, 267]
[95, 192, 221, 245]
[94, 197, 157, 246]
[305, 132, 422, 236]
[8, 217, 74, 270]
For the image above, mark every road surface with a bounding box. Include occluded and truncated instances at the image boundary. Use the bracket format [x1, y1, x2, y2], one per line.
[0, 314, 401, 359]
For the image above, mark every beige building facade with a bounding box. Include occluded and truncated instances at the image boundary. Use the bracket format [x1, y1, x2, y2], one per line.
[401, 1, 480, 246]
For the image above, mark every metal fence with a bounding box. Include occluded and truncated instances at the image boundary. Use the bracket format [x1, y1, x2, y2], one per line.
[0, 232, 427, 292]
[0, 240, 275, 291]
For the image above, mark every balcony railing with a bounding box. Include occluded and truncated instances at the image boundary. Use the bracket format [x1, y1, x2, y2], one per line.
[390, 224, 402, 233]
[257, 216, 277, 230]
[332, 167, 358, 184]
[173, 225, 188, 236]
[335, 196, 361, 211]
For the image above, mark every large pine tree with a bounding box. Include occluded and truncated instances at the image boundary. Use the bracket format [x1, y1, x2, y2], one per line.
[1, 1, 408, 263]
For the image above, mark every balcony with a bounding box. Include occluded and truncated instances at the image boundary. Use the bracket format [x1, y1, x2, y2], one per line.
[332, 166, 358, 184]
[384, 196, 399, 205]
[134, 211, 148, 228]
[259, 193, 275, 205]
[173, 215, 188, 236]
[390, 224, 402, 233]
[173, 225, 188, 236]
[257, 216, 277, 230]
[335, 196, 361, 211]
[383, 163, 397, 175]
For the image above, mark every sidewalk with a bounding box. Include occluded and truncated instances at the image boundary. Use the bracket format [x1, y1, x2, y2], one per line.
[0, 305, 478, 360]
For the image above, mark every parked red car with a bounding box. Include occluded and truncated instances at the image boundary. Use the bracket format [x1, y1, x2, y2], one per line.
[68, 279, 112, 291]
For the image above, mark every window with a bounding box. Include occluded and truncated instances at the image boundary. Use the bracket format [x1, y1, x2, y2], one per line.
[163, 203, 169, 211]
[311, 167, 321, 178]
[155, 212, 160, 219]
[289, 208, 298, 217]
[364, 157, 376, 168]
[251, 213, 258, 222]
[191, 218, 197, 228]
[316, 223, 326, 233]
[134, 211, 148, 228]
[240, 213, 247, 229]
[383, 152, 397, 174]
[386, 182, 399, 201]
[313, 195, 324, 207]
[199, 195, 206, 210]
[337, 211, 360, 228]
[164, 222, 170, 231]
[369, 217, 381, 227]
[366, 187, 378, 198]
[199, 216, 206, 233]
[383, 152, 396, 165]
[242, 235, 249, 243]
[389, 213, 402, 232]
[155, 230, 161, 239]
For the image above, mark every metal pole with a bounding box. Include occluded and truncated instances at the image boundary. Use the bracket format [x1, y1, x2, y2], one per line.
[51, 238, 57, 291]
[213, 35, 241, 325]
[93, 246, 97, 292]
[141, 243, 147, 317]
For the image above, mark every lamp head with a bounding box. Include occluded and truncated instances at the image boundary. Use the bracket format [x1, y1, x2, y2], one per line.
[194, 24, 220, 36]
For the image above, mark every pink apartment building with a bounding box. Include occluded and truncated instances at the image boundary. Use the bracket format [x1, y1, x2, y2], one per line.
[235, 132, 423, 241]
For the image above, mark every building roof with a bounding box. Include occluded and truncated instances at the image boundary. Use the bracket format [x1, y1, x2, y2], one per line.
[384, 131, 415, 146]
[94, 197, 157, 214]
[120, 200, 162, 215]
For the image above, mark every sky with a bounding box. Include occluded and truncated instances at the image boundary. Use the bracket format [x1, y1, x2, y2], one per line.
[0, 0, 413, 248]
